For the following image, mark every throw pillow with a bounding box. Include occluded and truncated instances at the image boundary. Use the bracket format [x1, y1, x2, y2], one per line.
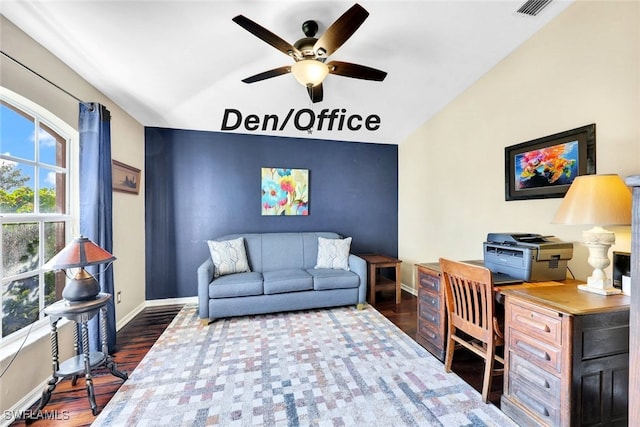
[207, 237, 251, 278]
[315, 236, 352, 270]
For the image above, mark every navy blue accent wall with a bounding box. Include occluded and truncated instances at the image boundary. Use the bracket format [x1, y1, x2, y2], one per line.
[145, 127, 398, 299]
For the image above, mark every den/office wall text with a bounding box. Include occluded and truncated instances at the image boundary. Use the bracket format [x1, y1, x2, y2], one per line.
[221, 108, 381, 132]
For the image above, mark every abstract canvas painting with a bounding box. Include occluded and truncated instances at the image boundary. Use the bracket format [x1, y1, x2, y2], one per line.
[514, 140, 579, 190]
[261, 168, 309, 216]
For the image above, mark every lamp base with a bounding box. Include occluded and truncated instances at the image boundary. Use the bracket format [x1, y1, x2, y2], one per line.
[62, 268, 101, 302]
[578, 283, 622, 295]
[579, 226, 621, 296]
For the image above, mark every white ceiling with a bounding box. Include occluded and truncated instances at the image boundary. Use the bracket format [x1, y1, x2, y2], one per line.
[1, 0, 572, 145]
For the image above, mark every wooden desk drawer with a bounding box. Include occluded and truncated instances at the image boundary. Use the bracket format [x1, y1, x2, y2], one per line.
[509, 380, 561, 426]
[418, 302, 441, 325]
[418, 290, 440, 311]
[418, 271, 440, 293]
[509, 301, 562, 346]
[509, 353, 561, 400]
[509, 329, 562, 375]
[417, 320, 442, 346]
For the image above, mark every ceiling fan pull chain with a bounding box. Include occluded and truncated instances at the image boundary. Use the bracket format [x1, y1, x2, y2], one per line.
[307, 90, 314, 134]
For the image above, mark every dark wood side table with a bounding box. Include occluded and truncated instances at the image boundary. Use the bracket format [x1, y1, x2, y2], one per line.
[358, 254, 402, 305]
[37, 293, 128, 416]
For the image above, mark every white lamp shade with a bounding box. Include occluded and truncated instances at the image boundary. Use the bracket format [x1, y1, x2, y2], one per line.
[290, 60, 329, 87]
[552, 174, 632, 226]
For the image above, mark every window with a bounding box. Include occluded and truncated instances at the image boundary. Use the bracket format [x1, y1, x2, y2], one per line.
[0, 90, 76, 341]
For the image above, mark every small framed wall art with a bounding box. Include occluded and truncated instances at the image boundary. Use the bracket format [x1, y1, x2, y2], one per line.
[261, 167, 309, 215]
[505, 124, 596, 201]
[112, 160, 141, 194]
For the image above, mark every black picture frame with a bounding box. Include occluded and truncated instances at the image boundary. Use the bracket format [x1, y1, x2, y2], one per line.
[505, 124, 596, 201]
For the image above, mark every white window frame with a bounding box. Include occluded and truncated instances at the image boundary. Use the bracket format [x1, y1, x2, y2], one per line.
[0, 86, 79, 348]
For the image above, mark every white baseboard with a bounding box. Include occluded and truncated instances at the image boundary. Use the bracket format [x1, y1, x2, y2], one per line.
[401, 282, 417, 296]
[145, 296, 198, 307]
[116, 301, 146, 331]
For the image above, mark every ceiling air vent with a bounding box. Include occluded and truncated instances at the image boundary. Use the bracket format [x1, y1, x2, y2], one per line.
[516, 0, 552, 16]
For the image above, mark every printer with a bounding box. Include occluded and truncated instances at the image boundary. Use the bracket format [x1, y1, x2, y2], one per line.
[483, 233, 573, 282]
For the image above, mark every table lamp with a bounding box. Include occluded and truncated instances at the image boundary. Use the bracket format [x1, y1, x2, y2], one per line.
[552, 174, 632, 295]
[43, 236, 116, 302]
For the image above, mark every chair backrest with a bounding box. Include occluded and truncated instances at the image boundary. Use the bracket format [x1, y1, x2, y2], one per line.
[439, 258, 496, 343]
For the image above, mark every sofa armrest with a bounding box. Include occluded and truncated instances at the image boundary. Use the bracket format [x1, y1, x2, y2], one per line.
[348, 254, 367, 304]
[197, 258, 214, 320]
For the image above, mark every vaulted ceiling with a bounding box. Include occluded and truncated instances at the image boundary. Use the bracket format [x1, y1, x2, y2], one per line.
[1, 1, 573, 144]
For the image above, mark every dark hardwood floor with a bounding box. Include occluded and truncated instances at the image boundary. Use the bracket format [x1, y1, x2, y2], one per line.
[10, 305, 183, 427]
[11, 290, 499, 426]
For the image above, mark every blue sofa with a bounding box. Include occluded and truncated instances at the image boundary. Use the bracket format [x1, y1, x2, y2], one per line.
[197, 232, 367, 324]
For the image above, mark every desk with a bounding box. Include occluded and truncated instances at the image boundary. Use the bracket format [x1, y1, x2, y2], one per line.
[37, 294, 128, 416]
[414, 261, 577, 362]
[501, 284, 629, 427]
[359, 254, 402, 305]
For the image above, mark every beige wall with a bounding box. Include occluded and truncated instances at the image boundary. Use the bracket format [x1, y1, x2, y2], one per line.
[0, 16, 146, 413]
[399, 1, 640, 289]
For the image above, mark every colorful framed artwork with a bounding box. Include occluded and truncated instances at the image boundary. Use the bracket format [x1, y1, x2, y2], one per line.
[505, 124, 596, 201]
[112, 160, 141, 194]
[261, 168, 309, 215]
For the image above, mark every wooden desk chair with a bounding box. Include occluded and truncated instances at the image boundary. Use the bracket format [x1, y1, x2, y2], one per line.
[439, 258, 504, 403]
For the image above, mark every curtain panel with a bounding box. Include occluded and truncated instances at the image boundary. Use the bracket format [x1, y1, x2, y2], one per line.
[79, 102, 116, 353]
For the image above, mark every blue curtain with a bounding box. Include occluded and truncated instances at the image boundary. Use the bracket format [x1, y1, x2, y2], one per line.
[79, 102, 116, 353]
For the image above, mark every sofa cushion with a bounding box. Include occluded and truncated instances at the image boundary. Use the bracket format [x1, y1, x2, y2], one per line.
[315, 236, 352, 270]
[308, 268, 360, 290]
[261, 234, 304, 272]
[263, 269, 313, 295]
[209, 272, 263, 298]
[207, 237, 251, 278]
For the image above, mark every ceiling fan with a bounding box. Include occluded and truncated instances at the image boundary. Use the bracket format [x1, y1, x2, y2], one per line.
[233, 3, 387, 103]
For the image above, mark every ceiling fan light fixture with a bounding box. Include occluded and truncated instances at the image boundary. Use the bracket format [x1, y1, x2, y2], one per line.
[291, 59, 329, 87]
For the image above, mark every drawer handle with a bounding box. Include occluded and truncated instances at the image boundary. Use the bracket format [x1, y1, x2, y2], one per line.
[422, 330, 436, 339]
[515, 314, 551, 332]
[515, 340, 551, 361]
[517, 366, 550, 389]
[424, 298, 439, 310]
[515, 390, 550, 417]
[421, 278, 436, 288]
[422, 299, 438, 308]
[420, 310, 432, 321]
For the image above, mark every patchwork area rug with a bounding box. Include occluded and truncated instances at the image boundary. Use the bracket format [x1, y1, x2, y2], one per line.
[93, 305, 516, 426]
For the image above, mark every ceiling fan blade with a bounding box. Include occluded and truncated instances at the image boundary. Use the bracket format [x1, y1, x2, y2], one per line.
[307, 84, 324, 103]
[233, 15, 301, 58]
[241, 66, 291, 83]
[327, 61, 387, 81]
[313, 4, 369, 58]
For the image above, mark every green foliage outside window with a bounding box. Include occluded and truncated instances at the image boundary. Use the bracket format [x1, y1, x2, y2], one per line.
[1, 163, 61, 337]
